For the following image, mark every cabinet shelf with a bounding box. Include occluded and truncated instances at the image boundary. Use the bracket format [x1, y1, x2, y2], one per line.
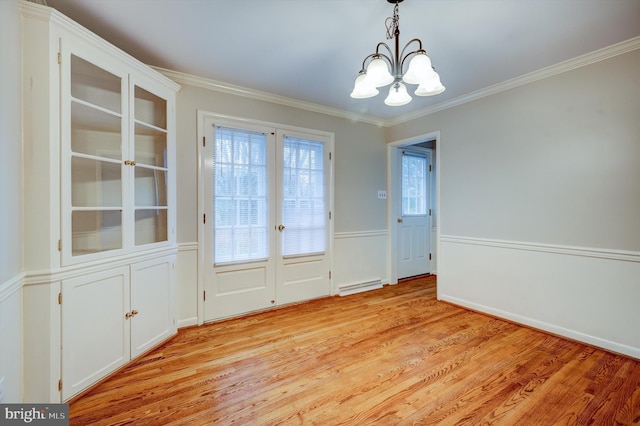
[134, 163, 168, 172]
[135, 119, 167, 135]
[71, 151, 123, 164]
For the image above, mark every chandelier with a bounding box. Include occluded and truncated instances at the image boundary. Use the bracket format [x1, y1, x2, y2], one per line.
[350, 0, 445, 106]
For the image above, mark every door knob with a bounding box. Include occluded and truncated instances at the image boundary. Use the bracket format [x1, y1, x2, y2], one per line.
[278, 224, 286, 231]
[397, 218, 403, 223]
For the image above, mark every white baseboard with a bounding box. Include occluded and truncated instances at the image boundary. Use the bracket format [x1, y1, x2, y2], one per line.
[338, 279, 383, 296]
[438, 235, 640, 359]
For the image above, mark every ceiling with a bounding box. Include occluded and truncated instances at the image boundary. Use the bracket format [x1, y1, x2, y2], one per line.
[45, 0, 640, 122]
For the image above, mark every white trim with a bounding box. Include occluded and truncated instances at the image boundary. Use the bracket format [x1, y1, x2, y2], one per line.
[440, 295, 640, 360]
[155, 68, 386, 127]
[389, 36, 640, 126]
[334, 230, 387, 240]
[177, 317, 198, 329]
[338, 279, 383, 296]
[177, 242, 198, 252]
[22, 246, 179, 286]
[440, 235, 640, 263]
[0, 273, 24, 303]
[155, 37, 640, 128]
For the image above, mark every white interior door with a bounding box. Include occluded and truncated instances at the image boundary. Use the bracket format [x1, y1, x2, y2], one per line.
[202, 117, 331, 321]
[397, 149, 432, 279]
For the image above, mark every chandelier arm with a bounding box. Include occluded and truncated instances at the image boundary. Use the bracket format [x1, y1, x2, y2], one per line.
[373, 42, 396, 72]
[359, 53, 378, 72]
[375, 42, 394, 59]
[399, 49, 427, 75]
[399, 38, 424, 60]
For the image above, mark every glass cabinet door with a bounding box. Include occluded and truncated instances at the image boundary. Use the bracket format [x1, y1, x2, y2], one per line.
[69, 55, 124, 256]
[132, 86, 169, 246]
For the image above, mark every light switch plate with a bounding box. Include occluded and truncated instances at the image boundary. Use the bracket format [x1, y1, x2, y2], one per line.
[377, 190, 387, 199]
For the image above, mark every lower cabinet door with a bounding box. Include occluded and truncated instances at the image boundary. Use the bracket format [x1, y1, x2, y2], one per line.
[61, 266, 131, 401]
[130, 256, 176, 358]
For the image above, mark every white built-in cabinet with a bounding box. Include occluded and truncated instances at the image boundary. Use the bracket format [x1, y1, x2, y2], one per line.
[21, 1, 180, 402]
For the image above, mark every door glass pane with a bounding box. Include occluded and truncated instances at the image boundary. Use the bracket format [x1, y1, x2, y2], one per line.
[282, 136, 325, 257]
[134, 86, 167, 129]
[402, 153, 427, 215]
[72, 210, 122, 255]
[135, 209, 168, 245]
[71, 157, 122, 207]
[71, 102, 122, 160]
[71, 55, 121, 113]
[135, 167, 167, 206]
[135, 123, 167, 167]
[214, 126, 268, 264]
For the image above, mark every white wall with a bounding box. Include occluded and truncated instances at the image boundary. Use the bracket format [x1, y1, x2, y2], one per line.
[171, 80, 389, 323]
[0, 0, 24, 402]
[387, 48, 640, 358]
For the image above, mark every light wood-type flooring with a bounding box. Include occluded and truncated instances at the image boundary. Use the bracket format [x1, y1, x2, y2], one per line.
[70, 275, 640, 425]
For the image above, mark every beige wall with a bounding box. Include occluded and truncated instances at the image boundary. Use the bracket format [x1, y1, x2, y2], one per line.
[175, 84, 389, 243]
[0, 0, 24, 402]
[388, 50, 640, 251]
[387, 48, 640, 357]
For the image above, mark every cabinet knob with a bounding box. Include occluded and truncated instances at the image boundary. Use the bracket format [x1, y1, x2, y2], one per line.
[277, 224, 286, 231]
[125, 312, 133, 319]
[132, 310, 139, 316]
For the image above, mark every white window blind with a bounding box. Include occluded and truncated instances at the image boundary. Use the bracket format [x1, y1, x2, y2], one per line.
[402, 152, 427, 216]
[213, 126, 268, 264]
[282, 136, 326, 257]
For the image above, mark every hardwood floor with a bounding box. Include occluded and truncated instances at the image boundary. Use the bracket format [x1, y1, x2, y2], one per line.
[70, 275, 640, 425]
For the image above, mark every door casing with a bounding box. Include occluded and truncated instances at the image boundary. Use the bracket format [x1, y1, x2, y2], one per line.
[387, 131, 441, 284]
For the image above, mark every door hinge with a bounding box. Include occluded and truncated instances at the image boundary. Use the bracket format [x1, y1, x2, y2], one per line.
[57, 52, 61, 64]
[429, 164, 432, 172]
[429, 209, 432, 216]
[203, 213, 206, 224]
[203, 291, 206, 301]
[58, 379, 62, 391]
[202, 136, 205, 147]
[329, 271, 332, 280]
[429, 253, 432, 260]
[58, 293, 62, 305]
[58, 239, 62, 251]
[329, 152, 332, 160]
[329, 211, 332, 220]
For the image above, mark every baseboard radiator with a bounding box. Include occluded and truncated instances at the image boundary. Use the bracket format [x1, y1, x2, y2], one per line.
[338, 279, 383, 296]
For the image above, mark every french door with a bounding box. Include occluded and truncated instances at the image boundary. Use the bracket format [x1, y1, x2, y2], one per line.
[200, 115, 332, 322]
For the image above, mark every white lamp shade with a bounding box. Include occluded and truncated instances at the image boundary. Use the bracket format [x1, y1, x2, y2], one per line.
[415, 72, 446, 96]
[365, 57, 394, 87]
[350, 72, 379, 99]
[384, 82, 412, 106]
[402, 53, 433, 85]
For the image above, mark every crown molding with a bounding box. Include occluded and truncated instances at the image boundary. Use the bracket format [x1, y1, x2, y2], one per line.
[155, 36, 640, 129]
[153, 67, 388, 127]
[389, 36, 640, 127]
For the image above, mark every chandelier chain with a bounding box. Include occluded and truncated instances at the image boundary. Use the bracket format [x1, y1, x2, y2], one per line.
[385, 3, 400, 40]
[350, 0, 445, 105]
